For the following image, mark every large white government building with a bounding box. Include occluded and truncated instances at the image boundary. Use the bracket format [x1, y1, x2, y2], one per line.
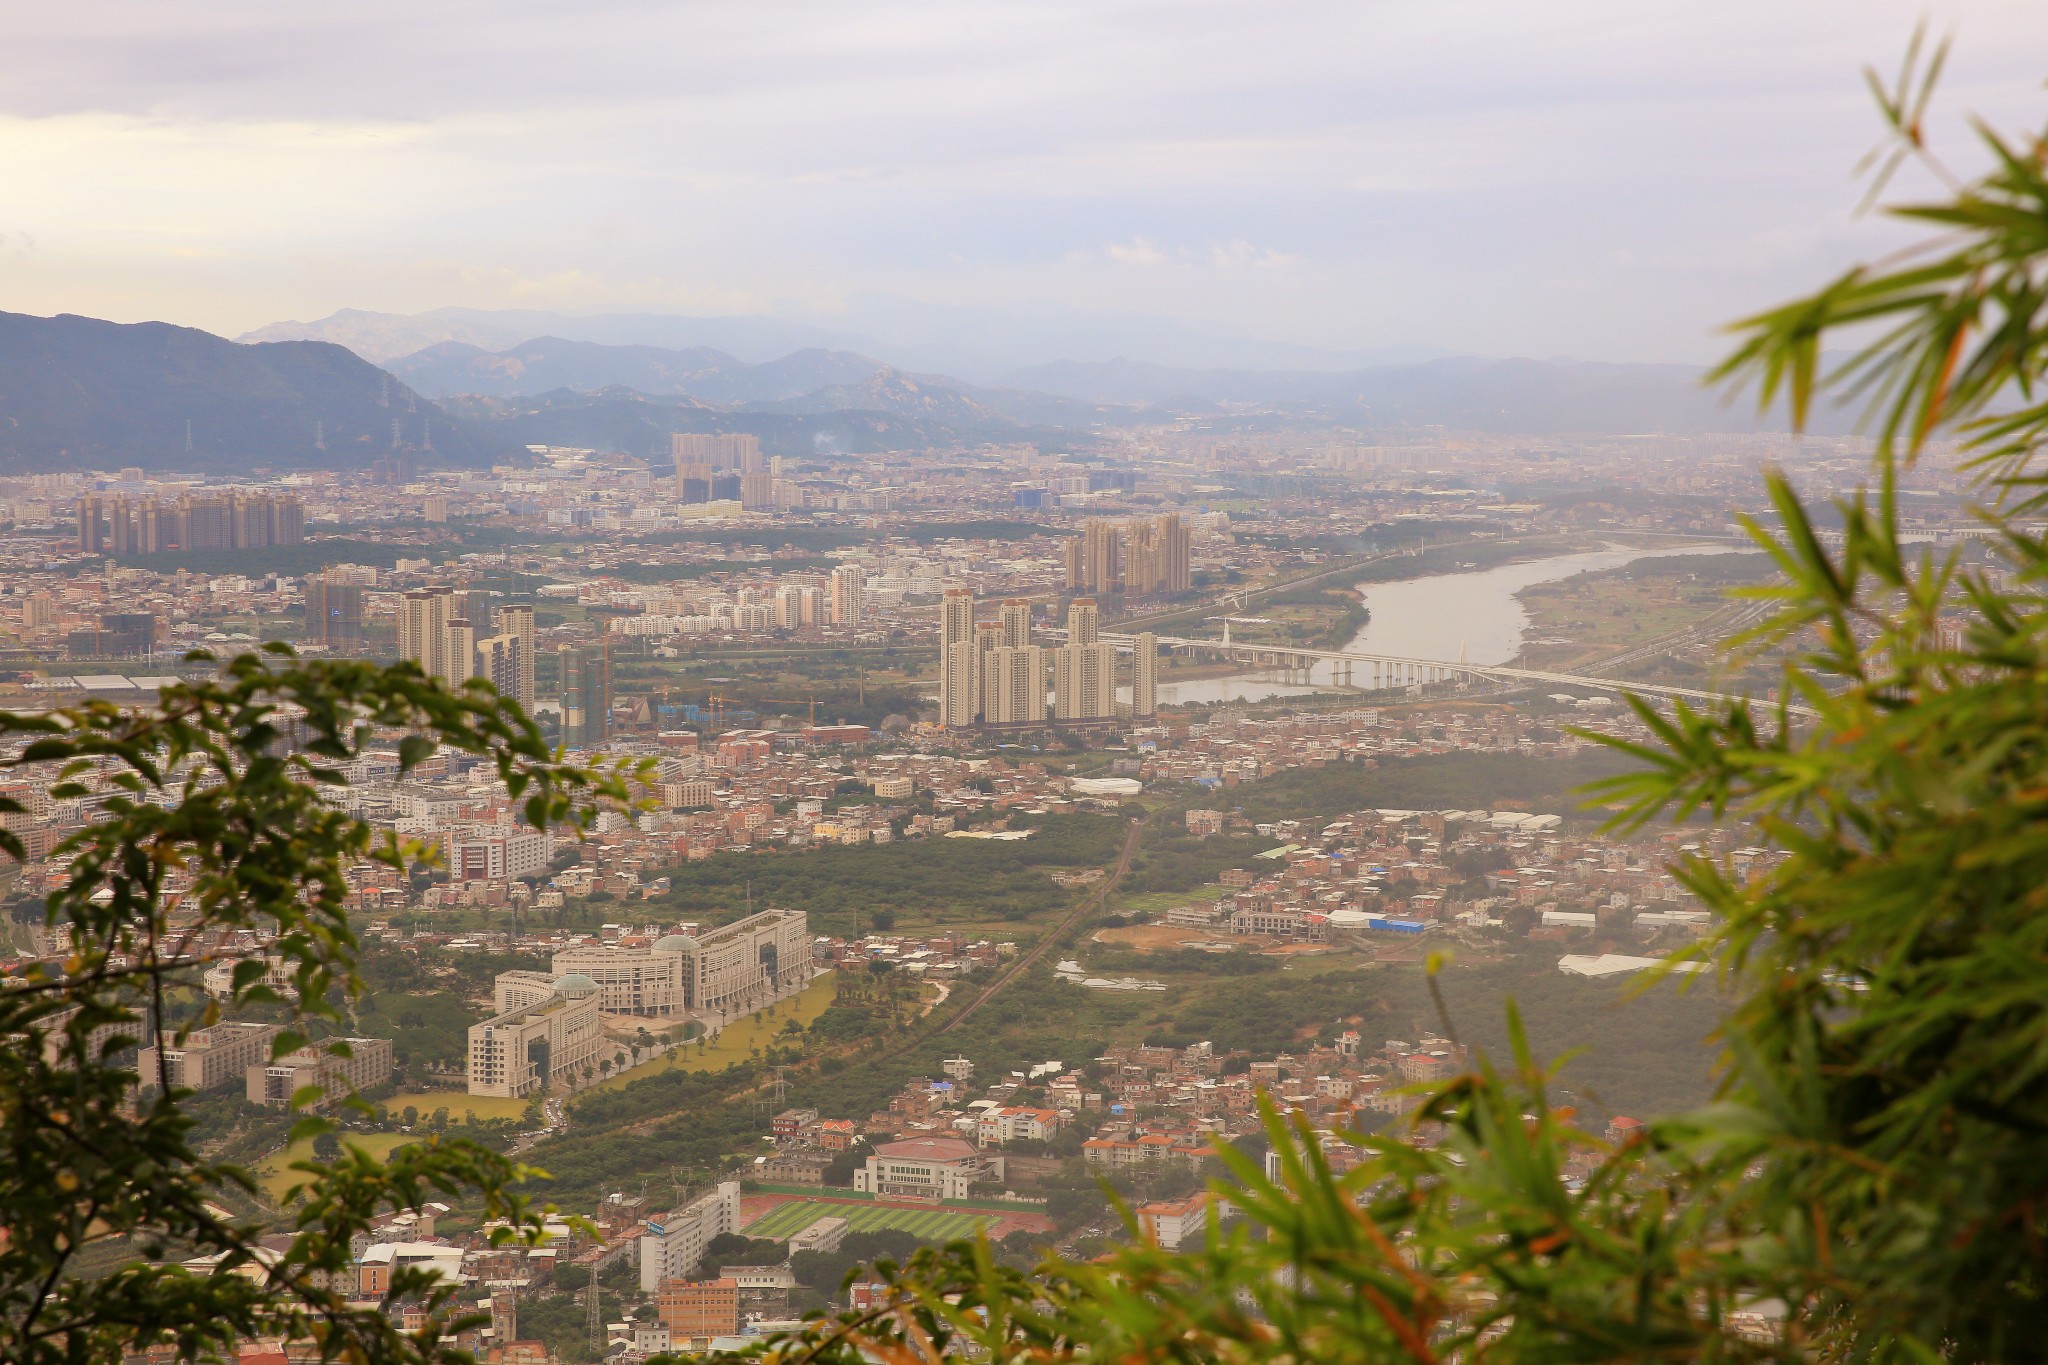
[465, 909, 811, 1097]
[550, 908, 812, 1017]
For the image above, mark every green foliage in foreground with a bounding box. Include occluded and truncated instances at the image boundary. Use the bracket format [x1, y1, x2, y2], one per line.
[720, 56, 2048, 1364]
[0, 650, 632, 1365]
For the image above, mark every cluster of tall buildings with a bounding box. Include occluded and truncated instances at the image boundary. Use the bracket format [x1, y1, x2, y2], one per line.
[396, 585, 541, 709]
[1063, 513, 1191, 598]
[766, 565, 865, 630]
[673, 433, 773, 511]
[75, 492, 305, 556]
[939, 591, 1156, 729]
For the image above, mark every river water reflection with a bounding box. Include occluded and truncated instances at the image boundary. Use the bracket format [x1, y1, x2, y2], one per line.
[1150, 543, 1750, 708]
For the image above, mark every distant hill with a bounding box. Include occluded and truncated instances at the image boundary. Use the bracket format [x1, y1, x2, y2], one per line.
[0, 311, 490, 473]
[999, 354, 1828, 435]
[241, 306, 901, 368]
[751, 368, 1013, 428]
[387, 336, 890, 404]
[469, 387, 1023, 460]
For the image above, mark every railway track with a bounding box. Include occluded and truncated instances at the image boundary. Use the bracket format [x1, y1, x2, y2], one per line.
[933, 819, 1142, 1038]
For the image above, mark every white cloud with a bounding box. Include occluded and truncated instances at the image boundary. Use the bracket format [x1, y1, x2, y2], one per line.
[1105, 237, 1169, 267]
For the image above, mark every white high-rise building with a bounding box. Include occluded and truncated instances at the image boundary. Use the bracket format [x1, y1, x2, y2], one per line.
[939, 589, 979, 729]
[830, 565, 865, 626]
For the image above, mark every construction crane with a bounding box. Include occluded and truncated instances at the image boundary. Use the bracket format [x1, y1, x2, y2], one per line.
[762, 696, 822, 725]
[705, 692, 740, 731]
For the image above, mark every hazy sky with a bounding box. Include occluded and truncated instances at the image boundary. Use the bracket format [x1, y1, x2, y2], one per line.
[1, 0, 2041, 364]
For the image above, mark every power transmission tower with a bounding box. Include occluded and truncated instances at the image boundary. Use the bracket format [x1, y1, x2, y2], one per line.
[586, 1274, 601, 1349]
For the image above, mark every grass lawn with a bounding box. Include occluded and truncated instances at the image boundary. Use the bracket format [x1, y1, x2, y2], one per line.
[743, 1199, 996, 1242]
[594, 972, 838, 1092]
[384, 1091, 530, 1123]
[255, 1132, 418, 1204]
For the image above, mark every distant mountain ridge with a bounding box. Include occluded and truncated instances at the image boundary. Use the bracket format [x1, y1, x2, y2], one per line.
[0, 307, 1818, 478]
[997, 354, 1825, 435]
[239, 307, 907, 369]
[0, 311, 486, 474]
[386, 333, 1802, 437]
[387, 336, 891, 404]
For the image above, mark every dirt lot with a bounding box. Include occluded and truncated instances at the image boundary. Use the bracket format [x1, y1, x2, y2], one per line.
[1091, 924, 1215, 950]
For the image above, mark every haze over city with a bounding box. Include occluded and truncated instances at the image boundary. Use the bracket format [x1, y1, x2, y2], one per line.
[3, 0, 2041, 367]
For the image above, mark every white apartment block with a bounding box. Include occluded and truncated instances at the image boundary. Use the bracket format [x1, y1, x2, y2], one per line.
[639, 1182, 742, 1292]
[445, 827, 553, 882]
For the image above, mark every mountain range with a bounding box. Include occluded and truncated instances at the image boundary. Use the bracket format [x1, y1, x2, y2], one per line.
[237, 301, 1422, 377]
[384, 333, 1795, 438]
[0, 307, 1820, 476]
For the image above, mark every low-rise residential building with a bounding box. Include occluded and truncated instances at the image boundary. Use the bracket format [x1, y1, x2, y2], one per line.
[1136, 1191, 1231, 1250]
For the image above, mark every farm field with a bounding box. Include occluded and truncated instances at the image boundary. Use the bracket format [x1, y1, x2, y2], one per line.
[743, 1198, 997, 1243]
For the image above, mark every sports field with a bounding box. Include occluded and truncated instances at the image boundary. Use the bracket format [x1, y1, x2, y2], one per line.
[743, 1199, 996, 1243]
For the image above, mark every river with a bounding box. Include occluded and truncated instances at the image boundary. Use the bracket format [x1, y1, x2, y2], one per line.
[1149, 543, 1751, 707]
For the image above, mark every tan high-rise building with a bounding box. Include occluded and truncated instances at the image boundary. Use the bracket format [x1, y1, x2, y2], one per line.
[445, 618, 479, 685]
[982, 645, 1046, 724]
[938, 589, 979, 729]
[478, 632, 525, 703]
[1067, 598, 1100, 646]
[1065, 520, 1123, 595]
[1131, 632, 1159, 718]
[1053, 600, 1115, 720]
[1126, 514, 1191, 597]
[497, 605, 537, 710]
[1053, 642, 1117, 721]
[998, 599, 1032, 649]
[399, 587, 454, 682]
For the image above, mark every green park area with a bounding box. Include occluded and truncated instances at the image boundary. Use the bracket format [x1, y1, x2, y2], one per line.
[743, 1198, 997, 1243]
[384, 1091, 531, 1123]
[255, 1132, 417, 1204]
[595, 971, 838, 1092]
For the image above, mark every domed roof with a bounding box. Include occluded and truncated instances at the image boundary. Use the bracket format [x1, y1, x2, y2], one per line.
[653, 934, 700, 954]
[553, 973, 599, 998]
